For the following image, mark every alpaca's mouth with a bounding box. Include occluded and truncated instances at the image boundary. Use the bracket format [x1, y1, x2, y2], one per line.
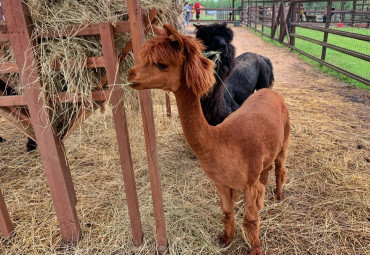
[129, 82, 139, 87]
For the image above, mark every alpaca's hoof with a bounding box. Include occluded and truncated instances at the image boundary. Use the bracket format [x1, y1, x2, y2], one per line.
[249, 246, 263, 255]
[0, 137, 6, 143]
[217, 232, 232, 248]
[26, 140, 37, 152]
[274, 192, 283, 201]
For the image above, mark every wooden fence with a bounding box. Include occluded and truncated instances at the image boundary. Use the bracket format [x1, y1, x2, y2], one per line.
[242, 0, 370, 86]
[190, 8, 243, 23]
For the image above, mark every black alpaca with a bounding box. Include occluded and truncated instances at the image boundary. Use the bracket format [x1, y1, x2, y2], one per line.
[194, 23, 274, 126]
[0, 79, 37, 152]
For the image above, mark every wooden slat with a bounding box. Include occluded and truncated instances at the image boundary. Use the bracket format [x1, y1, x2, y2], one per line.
[291, 33, 370, 62]
[95, 8, 159, 90]
[0, 107, 36, 141]
[126, 0, 168, 253]
[52, 57, 105, 71]
[0, 33, 10, 42]
[52, 90, 112, 103]
[290, 23, 370, 42]
[61, 105, 94, 142]
[2, 0, 81, 243]
[0, 189, 13, 238]
[37, 21, 130, 39]
[0, 62, 19, 73]
[99, 22, 144, 247]
[0, 95, 26, 106]
[284, 43, 370, 86]
[165, 93, 171, 117]
[0, 90, 112, 106]
[7, 106, 32, 126]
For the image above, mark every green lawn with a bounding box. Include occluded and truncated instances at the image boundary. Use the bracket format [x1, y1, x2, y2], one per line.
[251, 25, 370, 89]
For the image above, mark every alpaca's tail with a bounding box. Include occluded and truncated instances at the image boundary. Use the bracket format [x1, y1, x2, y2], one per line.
[256, 56, 274, 90]
[262, 56, 274, 87]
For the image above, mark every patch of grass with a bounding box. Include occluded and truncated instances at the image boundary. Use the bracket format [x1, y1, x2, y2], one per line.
[246, 25, 370, 89]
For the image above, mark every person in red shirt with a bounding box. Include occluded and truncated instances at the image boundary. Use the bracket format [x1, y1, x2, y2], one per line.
[194, 0, 201, 22]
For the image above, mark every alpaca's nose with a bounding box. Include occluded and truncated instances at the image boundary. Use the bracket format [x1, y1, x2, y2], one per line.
[214, 36, 228, 51]
[128, 69, 136, 80]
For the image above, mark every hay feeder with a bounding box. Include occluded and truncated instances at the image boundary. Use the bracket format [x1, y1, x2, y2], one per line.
[0, 0, 174, 253]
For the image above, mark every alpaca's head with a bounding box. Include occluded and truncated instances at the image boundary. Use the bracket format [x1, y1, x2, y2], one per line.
[194, 23, 233, 50]
[194, 23, 235, 81]
[128, 24, 215, 97]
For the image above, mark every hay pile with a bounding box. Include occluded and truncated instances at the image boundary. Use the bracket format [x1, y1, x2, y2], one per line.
[1, 0, 180, 137]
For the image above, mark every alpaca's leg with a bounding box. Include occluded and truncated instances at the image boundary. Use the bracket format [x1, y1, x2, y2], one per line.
[231, 188, 239, 203]
[26, 137, 37, 152]
[256, 181, 265, 210]
[214, 184, 235, 247]
[259, 165, 273, 186]
[274, 143, 289, 201]
[243, 183, 263, 255]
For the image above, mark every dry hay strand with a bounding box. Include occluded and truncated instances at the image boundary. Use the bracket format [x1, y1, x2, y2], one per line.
[0, 0, 181, 138]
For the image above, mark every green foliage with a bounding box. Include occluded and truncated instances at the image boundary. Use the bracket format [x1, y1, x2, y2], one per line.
[199, 0, 242, 8]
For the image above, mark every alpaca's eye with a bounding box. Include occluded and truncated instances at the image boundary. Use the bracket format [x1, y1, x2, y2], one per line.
[156, 63, 168, 70]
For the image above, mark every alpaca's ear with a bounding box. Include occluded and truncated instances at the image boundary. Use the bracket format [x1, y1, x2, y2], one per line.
[182, 37, 215, 96]
[193, 23, 201, 29]
[152, 25, 163, 36]
[163, 24, 184, 50]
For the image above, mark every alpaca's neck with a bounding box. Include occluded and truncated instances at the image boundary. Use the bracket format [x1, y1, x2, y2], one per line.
[201, 76, 232, 126]
[175, 87, 214, 158]
[200, 49, 236, 126]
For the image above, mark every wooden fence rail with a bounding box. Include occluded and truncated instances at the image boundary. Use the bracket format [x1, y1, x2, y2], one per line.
[243, 0, 370, 86]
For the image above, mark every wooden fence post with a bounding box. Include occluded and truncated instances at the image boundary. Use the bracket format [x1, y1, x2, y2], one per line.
[248, 0, 252, 27]
[351, 0, 357, 27]
[255, 0, 258, 30]
[279, 1, 286, 42]
[99, 23, 144, 247]
[126, 0, 168, 253]
[321, 1, 333, 62]
[289, 1, 297, 47]
[165, 93, 171, 118]
[0, 189, 13, 237]
[271, 0, 276, 38]
[262, 2, 265, 33]
[2, 0, 81, 243]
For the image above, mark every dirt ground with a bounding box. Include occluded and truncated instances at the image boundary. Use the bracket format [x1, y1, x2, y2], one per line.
[0, 25, 369, 254]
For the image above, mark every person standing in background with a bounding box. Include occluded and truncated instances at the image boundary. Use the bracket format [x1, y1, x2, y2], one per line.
[194, 0, 201, 23]
[185, 1, 191, 26]
[299, 4, 305, 22]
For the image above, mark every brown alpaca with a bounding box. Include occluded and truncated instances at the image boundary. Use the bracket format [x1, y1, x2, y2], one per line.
[128, 24, 290, 255]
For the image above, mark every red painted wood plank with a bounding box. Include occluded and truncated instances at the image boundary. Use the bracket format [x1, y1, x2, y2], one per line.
[165, 93, 171, 118]
[2, 0, 81, 243]
[52, 57, 105, 71]
[0, 90, 110, 107]
[7, 106, 33, 126]
[37, 21, 130, 39]
[126, 0, 168, 253]
[0, 33, 10, 41]
[0, 62, 19, 73]
[52, 90, 111, 103]
[99, 22, 143, 247]
[0, 95, 26, 106]
[0, 189, 13, 238]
